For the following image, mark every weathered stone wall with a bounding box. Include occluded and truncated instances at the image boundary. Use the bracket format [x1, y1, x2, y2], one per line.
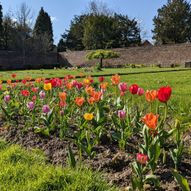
[60, 43, 191, 67]
[0, 51, 58, 70]
[1, 43, 191, 70]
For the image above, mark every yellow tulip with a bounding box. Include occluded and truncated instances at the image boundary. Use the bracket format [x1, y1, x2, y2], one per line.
[44, 83, 52, 91]
[84, 113, 94, 121]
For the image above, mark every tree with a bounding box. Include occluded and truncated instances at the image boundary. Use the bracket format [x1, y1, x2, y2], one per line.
[113, 14, 141, 47]
[61, 1, 141, 50]
[83, 14, 116, 49]
[87, 0, 112, 16]
[0, 2, 3, 49]
[62, 15, 85, 50]
[57, 38, 66, 52]
[86, 49, 119, 69]
[153, 0, 191, 44]
[2, 14, 17, 50]
[14, 2, 33, 65]
[33, 7, 54, 50]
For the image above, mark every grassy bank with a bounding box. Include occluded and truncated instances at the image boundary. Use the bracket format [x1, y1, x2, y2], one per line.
[0, 140, 117, 191]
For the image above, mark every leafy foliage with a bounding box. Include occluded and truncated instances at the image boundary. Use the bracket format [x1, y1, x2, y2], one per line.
[172, 170, 190, 191]
[61, 13, 141, 50]
[86, 50, 119, 68]
[0, 3, 3, 49]
[153, 0, 191, 44]
[57, 39, 66, 52]
[33, 7, 54, 50]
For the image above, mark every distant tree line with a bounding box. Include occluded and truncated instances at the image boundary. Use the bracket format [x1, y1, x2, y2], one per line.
[58, 0, 191, 51]
[58, 1, 141, 51]
[1, 0, 191, 54]
[0, 2, 54, 55]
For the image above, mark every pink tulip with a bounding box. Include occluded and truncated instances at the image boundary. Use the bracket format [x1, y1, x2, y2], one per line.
[4, 95, 11, 103]
[27, 101, 35, 110]
[118, 110, 126, 120]
[39, 91, 46, 99]
[136, 153, 148, 165]
[42, 105, 50, 114]
[118, 82, 128, 92]
[60, 110, 64, 116]
[32, 95, 37, 101]
[137, 88, 144, 96]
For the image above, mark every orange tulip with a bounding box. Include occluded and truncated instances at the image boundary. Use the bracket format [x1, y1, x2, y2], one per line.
[83, 78, 90, 86]
[91, 91, 102, 102]
[100, 82, 108, 90]
[87, 97, 95, 105]
[85, 86, 94, 95]
[25, 76, 32, 81]
[65, 82, 73, 90]
[35, 78, 42, 83]
[7, 79, 12, 84]
[142, 113, 159, 130]
[75, 97, 85, 107]
[145, 90, 158, 102]
[111, 74, 120, 85]
[59, 92, 67, 102]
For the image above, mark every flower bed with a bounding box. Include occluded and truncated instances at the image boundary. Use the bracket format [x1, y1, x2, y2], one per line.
[0, 74, 190, 190]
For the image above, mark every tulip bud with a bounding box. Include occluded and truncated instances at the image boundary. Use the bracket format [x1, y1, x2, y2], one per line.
[4, 95, 11, 103]
[136, 153, 148, 165]
[42, 105, 50, 114]
[27, 101, 35, 110]
[137, 88, 144, 96]
[118, 110, 126, 120]
[39, 91, 46, 99]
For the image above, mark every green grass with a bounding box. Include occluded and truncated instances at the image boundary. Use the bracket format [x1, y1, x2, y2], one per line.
[1, 67, 191, 123]
[0, 67, 189, 81]
[118, 70, 191, 124]
[0, 140, 118, 191]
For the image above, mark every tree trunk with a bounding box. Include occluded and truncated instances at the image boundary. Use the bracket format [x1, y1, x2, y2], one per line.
[99, 57, 103, 69]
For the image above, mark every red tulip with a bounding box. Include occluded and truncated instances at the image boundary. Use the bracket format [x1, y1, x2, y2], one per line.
[158, 86, 172, 103]
[136, 153, 148, 165]
[129, 84, 139, 94]
[21, 90, 30, 97]
[98, 76, 105, 82]
[11, 73, 17, 78]
[51, 78, 62, 87]
[22, 79, 27, 84]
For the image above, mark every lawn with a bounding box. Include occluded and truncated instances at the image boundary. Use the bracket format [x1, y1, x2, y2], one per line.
[0, 140, 117, 191]
[0, 67, 189, 81]
[119, 70, 191, 121]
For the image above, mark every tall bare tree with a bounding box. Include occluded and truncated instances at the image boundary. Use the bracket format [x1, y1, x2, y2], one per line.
[87, 0, 112, 16]
[15, 2, 33, 64]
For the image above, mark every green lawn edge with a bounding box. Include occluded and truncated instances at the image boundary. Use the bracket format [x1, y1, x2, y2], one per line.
[0, 139, 118, 191]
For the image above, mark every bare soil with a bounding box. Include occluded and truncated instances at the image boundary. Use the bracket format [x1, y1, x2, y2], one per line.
[0, 122, 190, 191]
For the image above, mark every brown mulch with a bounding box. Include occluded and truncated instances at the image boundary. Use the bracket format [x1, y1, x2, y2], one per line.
[0, 122, 190, 191]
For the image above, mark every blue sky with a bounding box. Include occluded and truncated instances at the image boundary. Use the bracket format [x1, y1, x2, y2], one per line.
[0, 0, 186, 44]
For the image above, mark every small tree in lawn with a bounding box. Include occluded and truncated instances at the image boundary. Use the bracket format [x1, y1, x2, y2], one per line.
[86, 50, 119, 70]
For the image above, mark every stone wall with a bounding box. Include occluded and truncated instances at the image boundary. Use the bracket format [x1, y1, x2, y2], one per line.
[60, 43, 191, 67]
[0, 51, 58, 70]
[1, 43, 191, 70]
